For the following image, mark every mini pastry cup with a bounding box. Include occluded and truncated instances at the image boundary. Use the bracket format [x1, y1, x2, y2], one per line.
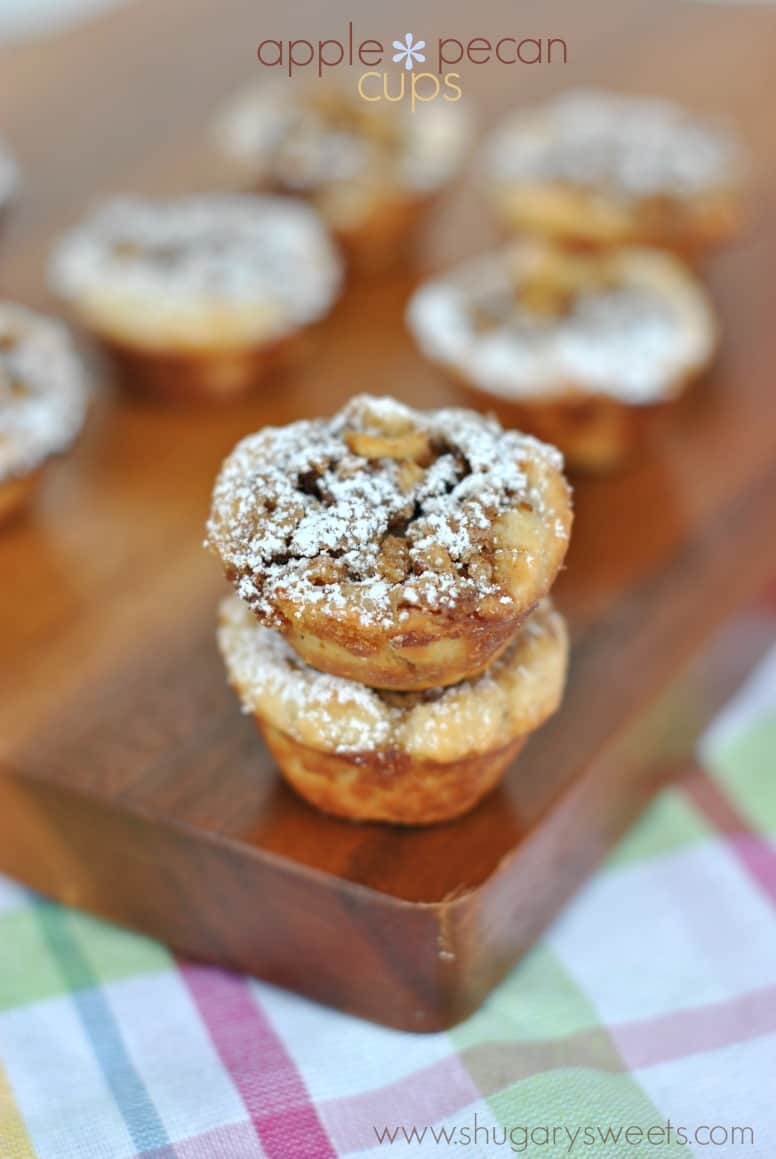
[217, 86, 471, 276]
[49, 196, 343, 404]
[209, 395, 572, 690]
[0, 469, 42, 526]
[218, 595, 569, 826]
[407, 244, 717, 473]
[487, 180, 744, 260]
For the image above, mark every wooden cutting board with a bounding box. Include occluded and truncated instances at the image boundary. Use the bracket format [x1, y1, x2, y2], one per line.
[1, 0, 775, 1030]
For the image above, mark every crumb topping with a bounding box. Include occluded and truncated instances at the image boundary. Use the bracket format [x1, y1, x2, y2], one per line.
[0, 139, 18, 206]
[49, 195, 343, 339]
[216, 84, 471, 213]
[207, 394, 568, 630]
[0, 303, 89, 482]
[407, 242, 716, 405]
[218, 593, 567, 758]
[484, 89, 744, 201]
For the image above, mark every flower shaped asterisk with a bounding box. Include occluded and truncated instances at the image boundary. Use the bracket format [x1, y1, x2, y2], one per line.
[392, 32, 426, 71]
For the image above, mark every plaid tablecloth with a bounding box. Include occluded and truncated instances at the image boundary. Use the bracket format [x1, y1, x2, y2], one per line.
[1, 638, 774, 1159]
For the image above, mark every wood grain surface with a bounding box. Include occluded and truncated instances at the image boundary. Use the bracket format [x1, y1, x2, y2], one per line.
[0, 0, 775, 1029]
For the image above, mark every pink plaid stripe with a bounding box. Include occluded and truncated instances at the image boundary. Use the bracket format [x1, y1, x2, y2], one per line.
[684, 766, 776, 905]
[612, 983, 776, 1069]
[180, 964, 336, 1159]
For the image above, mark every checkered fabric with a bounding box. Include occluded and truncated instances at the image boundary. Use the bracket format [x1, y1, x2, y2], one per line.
[1, 633, 774, 1159]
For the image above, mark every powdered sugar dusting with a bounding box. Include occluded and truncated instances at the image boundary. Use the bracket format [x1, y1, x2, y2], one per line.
[407, 246, 715, 404]
[50, 195, 342, 332]
[0, 303, 90, 481]
[207, 394, 566, 629]
[220, 596, 393, 751]
[485, 89, 744, 200]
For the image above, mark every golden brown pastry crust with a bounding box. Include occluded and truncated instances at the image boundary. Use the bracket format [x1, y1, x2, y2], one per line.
[260, 724, 527, 825]
[207, 395, 572, 689]
[218, 594, 569, 824]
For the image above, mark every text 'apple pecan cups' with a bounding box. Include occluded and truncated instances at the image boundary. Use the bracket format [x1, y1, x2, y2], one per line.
[48, 194, 343, 403]
[206, 394, 572, 691]
[214, 83, 471, 273]
[481, 89, 746, 257]
[407, 240, 717, 472]
[0, 303, 90, 525]
[207, 395, 572, 825]
[218, 594, 568, 825]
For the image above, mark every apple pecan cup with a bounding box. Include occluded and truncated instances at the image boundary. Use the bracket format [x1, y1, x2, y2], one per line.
[218, 593, 568, 825]
[214, 83, 471, 273]
[407, 240, 717, 472]
[207, 394, 572, 691]
[0, 303, 90, 525]
[49, 195, 343, 403]
[481, 89, 746, 258]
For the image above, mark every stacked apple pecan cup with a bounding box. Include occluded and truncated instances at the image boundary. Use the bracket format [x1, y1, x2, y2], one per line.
[207, 394, 572, 825]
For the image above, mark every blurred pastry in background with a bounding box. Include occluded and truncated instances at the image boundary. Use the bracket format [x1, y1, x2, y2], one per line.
[481, 89, 746, 257]
[49, 194, 343, 403]
[214, 83, 471, 272]
[206, 394, 571, 691]
[0, 138, 19, 228]
[0, 303, 89, 525]
[407, 239, 717, 472]
[217, 593, 568, 825]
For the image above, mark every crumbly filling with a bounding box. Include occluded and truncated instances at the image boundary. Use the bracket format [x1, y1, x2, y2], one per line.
[0, 304, 89, 482]
[218, 593, 566, 756]
[217, 83, 470, 202]
[485, 89, 743, 200]
[207, 394, 566, 630]
[407, 244, 715, 405]
[49, 195, 342, 326]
